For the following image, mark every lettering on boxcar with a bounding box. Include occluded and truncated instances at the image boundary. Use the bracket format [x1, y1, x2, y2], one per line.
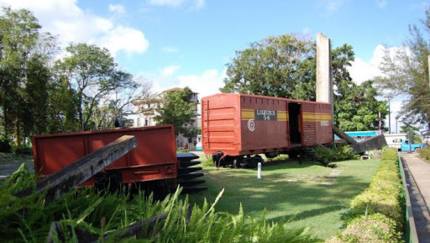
[320, 121, 330, 126]
[248, 119, 255, 131]
[255, 110, 277, 121]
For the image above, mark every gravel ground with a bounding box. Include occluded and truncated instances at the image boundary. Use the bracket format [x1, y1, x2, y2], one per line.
[0, 152, 34, 179]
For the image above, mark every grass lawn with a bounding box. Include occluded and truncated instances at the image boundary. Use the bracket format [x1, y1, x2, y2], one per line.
[186, 156, 381, 240]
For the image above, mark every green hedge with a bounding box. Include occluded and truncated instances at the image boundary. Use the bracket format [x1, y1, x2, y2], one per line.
[327, 214, 400, 243]
[327, 147, 403, 243]
[381, 147, 399, 161]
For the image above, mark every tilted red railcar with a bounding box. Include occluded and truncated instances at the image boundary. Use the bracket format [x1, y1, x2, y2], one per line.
[202, 93, 333, 167]
[32, 125, 205, 195]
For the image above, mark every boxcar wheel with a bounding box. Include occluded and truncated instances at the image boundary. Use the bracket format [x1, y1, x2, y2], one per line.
[254, 155, 264, 166]
[247, 157, 257, 168]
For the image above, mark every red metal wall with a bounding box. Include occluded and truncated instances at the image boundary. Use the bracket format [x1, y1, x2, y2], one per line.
[202, 94, 241, 155]
[240, 95, 289, 154]
[32, 125, 177, 185]
[301, 102, 333, 146]
[202, 93, 333, 156]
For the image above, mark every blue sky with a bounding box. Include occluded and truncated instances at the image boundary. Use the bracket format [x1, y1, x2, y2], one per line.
[1, 0, 429, 131]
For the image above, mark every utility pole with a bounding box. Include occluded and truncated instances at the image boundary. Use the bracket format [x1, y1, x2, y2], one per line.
[388, 101, 391, 134]
[396, 118, 398, 133]
[387, 95, 393, 134]
[428, 55, 430, 89]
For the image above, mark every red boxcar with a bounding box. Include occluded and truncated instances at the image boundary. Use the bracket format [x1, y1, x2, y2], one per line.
[202, 93, 333, 167]
[32, 125, 178, 188]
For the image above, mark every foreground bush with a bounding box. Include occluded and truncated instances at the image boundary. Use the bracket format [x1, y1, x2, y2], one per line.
[328, 147, 403, 243]
[328, 214, 399, 243]
[311, 144, 358, 163]
[418, 146, 430, 161]
[1, 164, 317, 243]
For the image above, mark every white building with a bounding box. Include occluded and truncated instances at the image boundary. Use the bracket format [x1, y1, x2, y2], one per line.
[131, 87, 201, 150]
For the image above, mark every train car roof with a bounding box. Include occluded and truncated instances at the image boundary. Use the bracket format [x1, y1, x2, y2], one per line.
[202, 93, 332, 105]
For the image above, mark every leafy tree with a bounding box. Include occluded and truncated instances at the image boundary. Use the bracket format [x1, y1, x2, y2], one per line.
[221, 34, 387, 131]
[221, 34, 316, 100]
[21, 55, 51, 136]
[0, 7, 55, 146]
[46, 76, 80, 133]
[55, 43, 137, 131]
[154, 87, 197, 135]
[400, 124, 422, 144]
[0, 7, 41, 139]
[375, 9, 430, 130]
[335, 80, 388, 131]
[332, 45, 388, 131]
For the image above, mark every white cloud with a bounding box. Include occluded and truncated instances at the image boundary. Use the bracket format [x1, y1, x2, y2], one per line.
[348, 44, 413, 85]
[98, 26, 149, 56]
[109, 4, 126, 15]
[150, 68, 225, 100]
[176, 69, 225, 99]
[0, 0, 149, 56]
[161, 65, 181, 77]
[147, 0, 204, 9]
[348, 44, 385, 85]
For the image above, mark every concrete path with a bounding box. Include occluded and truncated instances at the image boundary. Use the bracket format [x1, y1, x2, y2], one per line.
[400, 152, 430, 242]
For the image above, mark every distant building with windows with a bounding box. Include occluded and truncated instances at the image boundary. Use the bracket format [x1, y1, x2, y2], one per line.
[131, 87, 201, 149]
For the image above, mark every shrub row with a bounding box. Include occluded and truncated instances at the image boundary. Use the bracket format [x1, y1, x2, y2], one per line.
[327, 147, 403, 243]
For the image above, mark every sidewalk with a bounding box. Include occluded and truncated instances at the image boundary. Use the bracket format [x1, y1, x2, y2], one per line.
[400, 152, 430, 242]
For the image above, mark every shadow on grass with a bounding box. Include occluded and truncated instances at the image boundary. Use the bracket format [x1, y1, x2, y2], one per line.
[189, 174, 371, 214]
[268, 204, 343, 222]
[209, 159, 327, 172]
[186, 159, 379, 239]
[261, 159, 324, 171]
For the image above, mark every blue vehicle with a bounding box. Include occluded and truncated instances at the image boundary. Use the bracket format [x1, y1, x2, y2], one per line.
[400, 139, 425, 152]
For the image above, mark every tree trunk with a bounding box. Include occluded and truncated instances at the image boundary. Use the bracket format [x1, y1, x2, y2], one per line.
[3, 99, 8, 138]
[16, 117, 21, 148]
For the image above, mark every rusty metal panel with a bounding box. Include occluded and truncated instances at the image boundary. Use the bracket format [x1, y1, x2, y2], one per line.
[302, 103, 317, 146]
[32, 125, 177, 184]
[201, 93, 334, 157]
[202, 94, 241, 155]
[240, 95, 289, 153]
[33, 136, 86, 175]
[202, 93, 290, 156]
[88, 127, 177, 169]
[301, 102, 333, 146]
[17, 135, 137, 199]
[315, 103, 334, 144]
